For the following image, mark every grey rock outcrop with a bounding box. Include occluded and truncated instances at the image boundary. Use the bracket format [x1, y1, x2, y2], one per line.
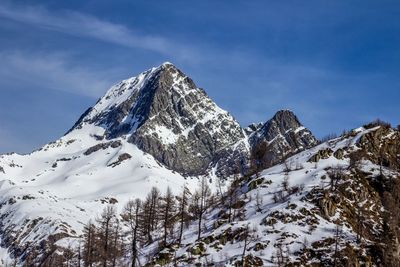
[248, 110, 318, 167]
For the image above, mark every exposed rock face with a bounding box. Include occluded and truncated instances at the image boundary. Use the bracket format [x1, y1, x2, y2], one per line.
[248, 110, 318, 166]
[84, 140, 122, 156]
[108, 153, 132, 167]
[308, 148, 334, 162]
[72, 63, 245, 176]
[244, 122, 263, 136]
[358, 125, 400, 170]
[69, 63, 318, 176]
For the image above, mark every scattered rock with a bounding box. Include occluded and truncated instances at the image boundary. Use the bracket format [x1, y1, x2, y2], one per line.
[308, 148, 334, 162]
[107, 153, 132, 167]
[84, 140, 122, 156]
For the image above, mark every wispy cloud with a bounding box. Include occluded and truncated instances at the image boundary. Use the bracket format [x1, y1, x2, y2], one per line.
[0, 0, 398, 145]
[0, 51, 115, 97]
[0, 2, 196, 61]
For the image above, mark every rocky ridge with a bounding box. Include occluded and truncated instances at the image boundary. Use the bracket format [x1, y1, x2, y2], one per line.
[70, 63, 317, 177]
[248, 109, 318, 167]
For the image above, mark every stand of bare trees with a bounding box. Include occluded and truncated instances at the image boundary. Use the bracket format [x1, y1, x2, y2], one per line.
[81, 206, 123, 267]
[75, 177, 214, 266]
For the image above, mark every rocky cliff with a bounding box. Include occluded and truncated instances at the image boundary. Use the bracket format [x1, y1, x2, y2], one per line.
[71, 63, 245, 176]
[248, 109, 318, 167]
[71, 63, 317, 177]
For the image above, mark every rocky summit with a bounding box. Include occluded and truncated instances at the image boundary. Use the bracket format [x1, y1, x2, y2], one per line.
[249, 109, 318, 167]
[70, 63, 317, 177]
[71, 62, 245, 176]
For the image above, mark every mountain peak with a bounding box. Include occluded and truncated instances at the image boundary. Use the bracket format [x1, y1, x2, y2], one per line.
[71, 63, 192, 134]
[69, 63, 244, 176]
[270, 109, 301, 131]
[248, 109, 317, 166]
[161, 61, 174, 67]
[273, 109, 294, 116]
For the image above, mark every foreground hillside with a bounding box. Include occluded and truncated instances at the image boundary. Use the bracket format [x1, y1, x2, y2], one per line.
[139, 123, 400, 266]
[1, 121, 397, 266]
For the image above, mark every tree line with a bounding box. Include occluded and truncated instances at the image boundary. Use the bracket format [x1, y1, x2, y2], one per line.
[73, 177, 215, 267]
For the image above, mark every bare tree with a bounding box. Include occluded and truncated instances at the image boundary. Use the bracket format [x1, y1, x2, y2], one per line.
[216, 177, 225, 204]
[320, 133, 338, 143]
[328, 166, 345, 192]
[302, 237, 309, 251]
[83, 220, 96, 267]
[355, 203, 365, 244]
[77, 242, 82, 267]
[142, 187, 160, 243]
[160, 186, 176, 247]
[110, 218, 122, 267]
[226, 176, 241, 222]
[273, 243, 289, 267]
[190, 177, 212, 240]
[64, 243, 74, 267]
[121, 199, 142, 267]
[97, 205, 117, 267]
[241, 224, 259, 264]
[333, 221, 342, 267]
[177, 184, 190, 246]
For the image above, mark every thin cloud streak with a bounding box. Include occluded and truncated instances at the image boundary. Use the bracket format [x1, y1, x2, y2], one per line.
[0, 2, 197, 61]
[0, 1, 398, 148]
[0, 51, 115, 97]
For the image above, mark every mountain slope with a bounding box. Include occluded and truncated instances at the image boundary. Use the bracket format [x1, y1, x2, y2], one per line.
[0, 124, 201, 263]
[145, 123, 400, 266]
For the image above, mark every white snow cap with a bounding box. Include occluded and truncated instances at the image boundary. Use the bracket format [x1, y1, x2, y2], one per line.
[161, 61, 174, 66]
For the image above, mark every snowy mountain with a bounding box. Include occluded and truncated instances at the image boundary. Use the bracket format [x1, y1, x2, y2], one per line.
[0, 62, 347, 266]
[70, 62, 246, 176]
[67, 63, 317, 177]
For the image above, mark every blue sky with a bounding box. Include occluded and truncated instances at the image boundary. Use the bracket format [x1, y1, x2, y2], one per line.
[0, 0, 399, 153]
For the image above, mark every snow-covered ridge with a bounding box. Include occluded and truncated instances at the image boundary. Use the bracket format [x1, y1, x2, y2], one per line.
[87, 68, 157, 122]
[0, 62, 323, 264]
[0, 124, 202, 262]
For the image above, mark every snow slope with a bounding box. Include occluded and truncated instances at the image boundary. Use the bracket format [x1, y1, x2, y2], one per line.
[0, 124, 200, 261]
